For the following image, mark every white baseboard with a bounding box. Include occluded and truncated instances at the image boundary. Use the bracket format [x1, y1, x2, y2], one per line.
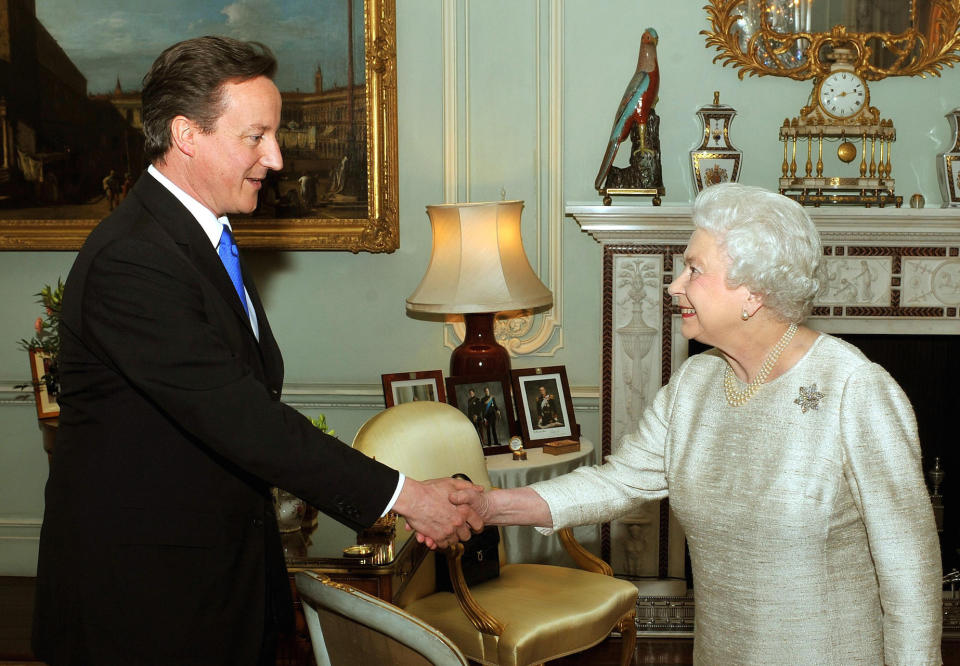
[0, 521, 41, 576]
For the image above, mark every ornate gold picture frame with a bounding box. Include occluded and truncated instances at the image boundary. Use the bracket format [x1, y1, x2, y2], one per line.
[0, 0, 398, 253]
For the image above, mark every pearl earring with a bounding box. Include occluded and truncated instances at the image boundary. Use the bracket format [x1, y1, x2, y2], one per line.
[741, 308, 750, 321]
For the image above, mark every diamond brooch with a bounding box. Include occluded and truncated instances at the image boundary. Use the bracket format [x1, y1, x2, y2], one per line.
[794, 384, 824, 413]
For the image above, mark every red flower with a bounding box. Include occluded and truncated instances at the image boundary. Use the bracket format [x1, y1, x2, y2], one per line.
[34, 317, 44, 334]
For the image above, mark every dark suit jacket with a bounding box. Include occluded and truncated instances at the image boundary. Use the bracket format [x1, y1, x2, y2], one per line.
[33, 172, 399, 665]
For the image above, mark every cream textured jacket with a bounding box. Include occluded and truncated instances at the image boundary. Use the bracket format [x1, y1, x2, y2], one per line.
[532, 334, 942, 665]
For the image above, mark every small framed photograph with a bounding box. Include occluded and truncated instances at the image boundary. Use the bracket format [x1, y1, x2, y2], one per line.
[28, 349, 59, 420]
[381, 370, 446, 408]
[511, 366, 578, 445]
[445, 375, 517, 455]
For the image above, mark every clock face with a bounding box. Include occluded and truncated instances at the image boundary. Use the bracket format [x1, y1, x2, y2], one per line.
[818, 71, 867, 119]
[508, 436, 524, 451]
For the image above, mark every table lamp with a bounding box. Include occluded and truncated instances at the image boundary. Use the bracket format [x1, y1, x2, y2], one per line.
[406, 200, 552, 378]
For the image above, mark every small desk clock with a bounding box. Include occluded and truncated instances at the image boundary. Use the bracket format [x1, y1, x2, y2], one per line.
[509, 436, 527, 461]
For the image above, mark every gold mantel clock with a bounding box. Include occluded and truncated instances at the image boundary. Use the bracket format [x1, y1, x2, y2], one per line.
[779, 48, 901, 207]
[702, 1, 960, 208]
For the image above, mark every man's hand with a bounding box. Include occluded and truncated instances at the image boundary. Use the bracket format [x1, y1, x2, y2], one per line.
[392, 477, 485, 549]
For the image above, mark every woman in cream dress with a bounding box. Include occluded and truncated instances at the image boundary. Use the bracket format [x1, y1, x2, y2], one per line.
[451, 184, 942, 664]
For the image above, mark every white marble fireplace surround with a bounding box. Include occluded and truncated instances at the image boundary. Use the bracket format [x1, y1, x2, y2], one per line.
[567, 203, 960, 580]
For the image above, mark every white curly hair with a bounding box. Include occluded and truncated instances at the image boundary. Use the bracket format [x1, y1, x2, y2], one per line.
[691, 183, 824, 322]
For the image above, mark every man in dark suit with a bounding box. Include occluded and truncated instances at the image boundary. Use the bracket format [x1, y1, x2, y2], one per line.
[481, 386, 501, 447]
[32, 37, 480, 666]
[535, 384, 560, 428]
[466, 387, 485, 444]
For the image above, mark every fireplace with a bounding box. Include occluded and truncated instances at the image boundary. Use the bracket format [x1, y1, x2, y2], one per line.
[836, 334, 957, 571]
[567, 203, 960, 581]
[689, 333, 959, 575]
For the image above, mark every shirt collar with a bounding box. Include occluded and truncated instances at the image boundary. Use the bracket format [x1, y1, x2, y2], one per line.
[148, 164, 230, 248]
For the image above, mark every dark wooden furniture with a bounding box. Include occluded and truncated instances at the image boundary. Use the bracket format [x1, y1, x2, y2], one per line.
[278, 522, 428, 665]
[38, 419, 56, 464]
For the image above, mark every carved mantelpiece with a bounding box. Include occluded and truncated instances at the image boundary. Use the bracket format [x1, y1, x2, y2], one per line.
[567, 203, 960, 577]
[569, 203, 960, 246]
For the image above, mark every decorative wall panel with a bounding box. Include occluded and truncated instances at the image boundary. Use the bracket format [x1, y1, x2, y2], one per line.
[440, 0, 564, 358]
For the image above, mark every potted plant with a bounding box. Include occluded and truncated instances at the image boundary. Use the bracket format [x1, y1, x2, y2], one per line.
[17, 279, 65, 420]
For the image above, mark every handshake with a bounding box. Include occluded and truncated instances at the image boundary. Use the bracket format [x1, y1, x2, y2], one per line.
[392, 476, 491, 549]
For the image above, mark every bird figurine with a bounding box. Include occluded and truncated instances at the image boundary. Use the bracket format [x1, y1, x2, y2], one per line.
[594, 27, 660, 193]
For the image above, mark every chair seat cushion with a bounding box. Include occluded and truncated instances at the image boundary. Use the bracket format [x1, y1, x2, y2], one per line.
[404, 563, 638, 666]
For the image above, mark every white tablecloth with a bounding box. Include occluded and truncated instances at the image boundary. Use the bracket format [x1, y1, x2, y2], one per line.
[485, 439, 598, 566]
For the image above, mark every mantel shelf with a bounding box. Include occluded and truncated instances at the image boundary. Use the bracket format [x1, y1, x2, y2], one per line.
[566, 202, 960, 246]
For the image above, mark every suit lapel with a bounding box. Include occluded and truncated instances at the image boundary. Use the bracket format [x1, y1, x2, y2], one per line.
[241, 257, 284, 389]
[130, 173, 263, 347]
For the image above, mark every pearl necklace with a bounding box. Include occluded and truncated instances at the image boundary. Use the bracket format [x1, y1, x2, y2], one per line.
[723, 323, 798, 407]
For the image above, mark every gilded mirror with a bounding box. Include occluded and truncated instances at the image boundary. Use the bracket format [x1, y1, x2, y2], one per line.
[703, 0, 960, 80]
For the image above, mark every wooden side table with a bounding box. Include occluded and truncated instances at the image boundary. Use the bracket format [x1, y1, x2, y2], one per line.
[485, 438, 597, 565]
[39, 419, 57, 464]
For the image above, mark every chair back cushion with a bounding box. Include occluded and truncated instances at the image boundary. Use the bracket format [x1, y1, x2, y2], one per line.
[352, 401, 492, 489]
[353, 401, 505, 607]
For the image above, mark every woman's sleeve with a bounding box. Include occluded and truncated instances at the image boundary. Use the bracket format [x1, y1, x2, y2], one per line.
[840, 363, 942, 664]
[529, 362, 682, 532]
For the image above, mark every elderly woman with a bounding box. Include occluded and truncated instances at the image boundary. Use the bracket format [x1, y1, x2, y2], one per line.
[452, 183, 942, 664]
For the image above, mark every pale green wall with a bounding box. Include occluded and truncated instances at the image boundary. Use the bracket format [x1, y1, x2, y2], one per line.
[1, 1, 958, 574]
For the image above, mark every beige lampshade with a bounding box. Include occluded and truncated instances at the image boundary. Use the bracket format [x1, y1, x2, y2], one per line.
[406, 200, 552, 314]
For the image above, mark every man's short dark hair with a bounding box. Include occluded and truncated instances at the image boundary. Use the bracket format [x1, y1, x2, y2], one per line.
[141, 36, 277, 164]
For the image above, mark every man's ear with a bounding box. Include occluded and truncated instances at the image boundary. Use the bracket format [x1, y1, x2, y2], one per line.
[169, 116, 197, 158]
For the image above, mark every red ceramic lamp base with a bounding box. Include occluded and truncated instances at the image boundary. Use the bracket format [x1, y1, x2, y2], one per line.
[449, 312, 511, 378]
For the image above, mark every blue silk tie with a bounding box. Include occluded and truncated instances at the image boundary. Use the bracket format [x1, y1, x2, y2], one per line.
[217, 224, 249, 315]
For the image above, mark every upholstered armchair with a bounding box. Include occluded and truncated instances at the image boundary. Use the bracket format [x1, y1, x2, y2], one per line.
[352, 401, 639, 666]
[295, 570, 468, 665]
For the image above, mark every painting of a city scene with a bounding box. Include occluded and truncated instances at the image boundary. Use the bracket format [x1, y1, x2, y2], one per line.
[0, 0, 396, 251]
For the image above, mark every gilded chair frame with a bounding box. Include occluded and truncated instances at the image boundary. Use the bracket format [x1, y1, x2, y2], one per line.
[351, 401, 639, 666]
[295, 570, 469, 666]
[439, 528, 636, 655]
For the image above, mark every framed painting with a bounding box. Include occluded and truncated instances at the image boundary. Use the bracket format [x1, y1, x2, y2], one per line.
[28, 350, 60, 420]
[381, 370, 446, 408]
[0, 0, 398, 253]
[445, 375, 517, 455]
[511, 366, 578, 446]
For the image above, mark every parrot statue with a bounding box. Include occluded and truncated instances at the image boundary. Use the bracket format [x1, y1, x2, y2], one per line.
[594, 27, 660, 192]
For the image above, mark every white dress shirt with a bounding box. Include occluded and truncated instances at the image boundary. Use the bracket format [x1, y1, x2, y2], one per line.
[147, 164, 259, 339]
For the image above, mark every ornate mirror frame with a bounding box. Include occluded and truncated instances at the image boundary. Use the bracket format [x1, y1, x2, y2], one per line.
[0, 0, 398, 253]
[703, 0, 960, 81]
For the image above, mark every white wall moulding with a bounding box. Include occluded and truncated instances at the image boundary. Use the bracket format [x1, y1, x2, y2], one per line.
[0, 521, 42, 576]
[440, 0, 564, 359]
[567, 202, 960, 577]
[0, 382, 600, 414]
